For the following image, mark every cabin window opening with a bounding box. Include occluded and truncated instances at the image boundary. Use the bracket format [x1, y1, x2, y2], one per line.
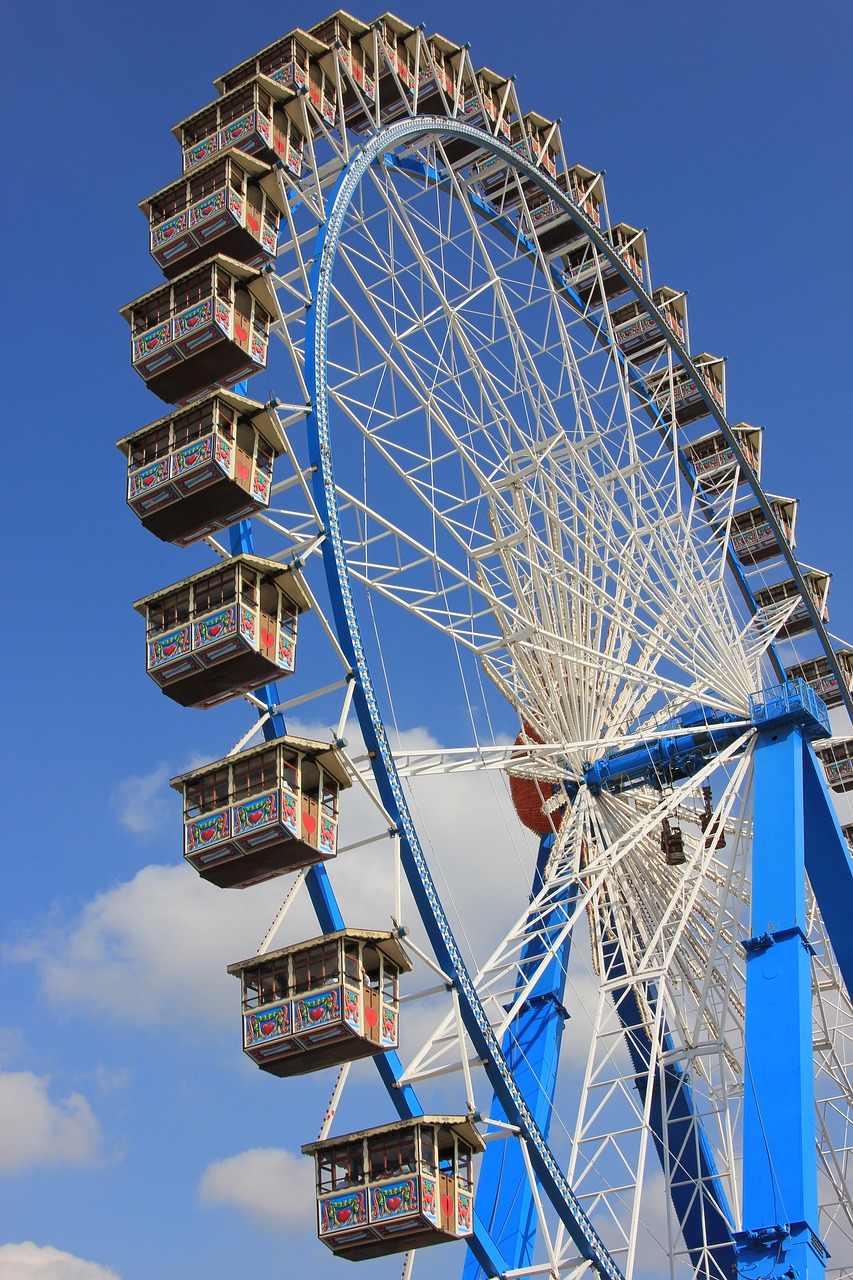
[183, 106, 218, 146]
[173, 403, 214, 448]
[250, 955, 290, 1006]
[131, 424, 171, 467]
[233, 747, 279, 801]
[368, 1132, 417, 1180]
[173, 272, 210, 313]
[293, 940, 340, 994]
[186, 765, 230, 817]
[420, 1128, 435, 1170]
[133, 292, 171, 336]
[321, 780, 338, 821]
[220, 87, 254, 126]
[218, 401, 237, 432]
[243, 970, 261, 1008]
[382, 965, 397, 1002]
[240, 569, 257, 607]
[255, 440, 274, 476]
[193, 567, 237, 615]
[361, 953, 380, 990]
[235, 421, 256, 454]
[259, 581, 278, 618]
[190, 160, 228, 202]
[215, 272, 233, 304]
[343, 942, 360, 983]
[281, 752, 298, 793]
[259, 42, 289, 77]
[147, 587, 191, 637]
[152, 188, 185, 221]
[457, 1146, 472, 1190]
[318, 1142, 364, 1192]
[301, 759, 320, 798]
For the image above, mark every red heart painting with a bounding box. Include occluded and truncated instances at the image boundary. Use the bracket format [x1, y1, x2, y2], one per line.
[261, 1019, 276, 1035]
[236, 461, 250, 481]
[302, 813, 317, 835]
[441, 1195, 453, 1218]
[162, 643, 177, 658]
[387, 1196, 402, 1212]
[261, 629, 275, 648]
[309, 1006, 325, 1022]
[208, 624, 222, 637]
[335, 1207, 351, 1225]
[235, 323, 248, 342]
[364, 1008, 378, 1028]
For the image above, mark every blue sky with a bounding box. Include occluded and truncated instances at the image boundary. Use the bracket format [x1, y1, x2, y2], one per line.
[1, 1, 851, 1278]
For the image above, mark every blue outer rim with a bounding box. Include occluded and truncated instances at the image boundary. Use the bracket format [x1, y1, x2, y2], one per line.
[303, 115, 627, 1279]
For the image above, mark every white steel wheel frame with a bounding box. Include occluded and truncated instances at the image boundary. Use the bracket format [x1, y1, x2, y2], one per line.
[249, 108, 853, 1280]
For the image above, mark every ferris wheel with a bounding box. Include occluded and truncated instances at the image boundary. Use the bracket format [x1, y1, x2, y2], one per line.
[120, 13, 853, 1280]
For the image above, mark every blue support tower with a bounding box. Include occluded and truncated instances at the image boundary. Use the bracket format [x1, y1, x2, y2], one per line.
[466, 833, 576, 1276]
[736, 686, 835, 1279]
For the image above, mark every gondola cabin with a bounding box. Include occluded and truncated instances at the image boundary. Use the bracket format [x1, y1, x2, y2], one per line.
[373, 14, 417, 114]
[815, 739, 853, 793]
[567, 164, 605, 228]
[461, 66, 512, 139]
[730, 496, 798, 565]
[141, 151, 285, 278]
[413, 32, 460, 114]
[310, 11, 374, 124]
[609, 287, 688, 361]
[645, 352, 726, 427]
[786, 650, 853, 710]
[660, 818, 686, 866]
[303, 1116, 485, 1260]
[683, 423, 762, 489]
[135, 555, 309, 708]
[120, 256, 275, 405]
[754, 570, 831, 641]
[173, 77, 305, 177]
[562, 223, 647, 305]
[517, 112, 561, 180]
[172, 735, 351, 888]
[227, 929, 412, 1075]
[117, 391, 287, 546]
[527, 165, 605, 257]
[214, 27, 329, 97]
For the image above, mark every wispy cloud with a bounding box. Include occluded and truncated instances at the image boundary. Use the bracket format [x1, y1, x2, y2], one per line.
[0, 1072, 103, 1172]
[110, 762, 176, 836]
[198, 1146, 314, 1229]
[0, 1242, 120, 1279]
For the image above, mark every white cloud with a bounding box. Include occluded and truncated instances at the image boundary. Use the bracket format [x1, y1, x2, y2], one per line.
[0, 1243, 119, 1280]
[111, 762, 177, 835]
[0, 1073, 102, 1171]
[197, 1147, 314, 1229]
[11, 865, 283, 1030]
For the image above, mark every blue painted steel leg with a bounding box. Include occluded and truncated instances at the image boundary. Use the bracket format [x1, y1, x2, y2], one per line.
[465, 833, 575, 1277]
[736, 725, 827, 1278]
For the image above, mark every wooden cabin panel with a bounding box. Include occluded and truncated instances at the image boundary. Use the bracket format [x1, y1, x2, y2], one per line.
[731, 517, 779, 564]
[817, 742, 853, 793]
[786, 655, 852, 709]
[132, 313, 268, 406]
